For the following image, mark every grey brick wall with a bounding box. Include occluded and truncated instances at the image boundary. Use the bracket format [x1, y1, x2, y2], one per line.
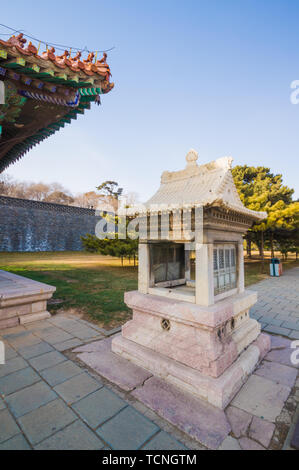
[0, 196, 101, 252]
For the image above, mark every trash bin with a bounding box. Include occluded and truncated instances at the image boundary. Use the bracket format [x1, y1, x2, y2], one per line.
[270, 258, 282, 277]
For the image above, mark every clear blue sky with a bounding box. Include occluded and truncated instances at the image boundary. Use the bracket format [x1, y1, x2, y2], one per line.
[2, 0, 299, 200]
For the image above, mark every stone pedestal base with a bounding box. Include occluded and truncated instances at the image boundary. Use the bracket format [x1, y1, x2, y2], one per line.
[0, 270, 56, 329]
[112, 290, 271, 408]
[112, 333, 270, 409]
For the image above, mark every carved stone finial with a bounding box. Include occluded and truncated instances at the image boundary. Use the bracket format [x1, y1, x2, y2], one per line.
[186, 149, 198, 168]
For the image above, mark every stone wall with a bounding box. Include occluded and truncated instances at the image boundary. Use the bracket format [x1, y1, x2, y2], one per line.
[0, 196, 101, 252]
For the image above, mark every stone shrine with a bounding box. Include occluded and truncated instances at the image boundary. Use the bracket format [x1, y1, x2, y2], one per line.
[112, 150, 271, 409]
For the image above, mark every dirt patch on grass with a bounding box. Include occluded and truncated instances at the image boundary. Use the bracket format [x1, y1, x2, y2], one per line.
[52, 306, 131, 330]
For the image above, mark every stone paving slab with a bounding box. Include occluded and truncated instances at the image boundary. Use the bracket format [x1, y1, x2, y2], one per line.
[255, 361, 297, 388]
[34, 327, 74, 345]
[40, 360, 82, 387]
[289, 331, 299, 340]
[62, 327, 101, 341]
[76, 338, 152, 391]
[0, 409, 20, 443]
[73, 338, 111, 354]
[28, 350, 66, 372]
[18, 341, 54, 359]
[72, 387, 127, 429]
[218, 436, 242, 450]
[231, 374, 291, 422]
[266, 347, 299, 369]
[35, 420, 105, 450]
[248, 416, 275, 448]
[4, 345, 18, 360]
[291, 417, 299, 449]
[97, 406, 159, 450]
[226, 406, 252, 438]
[0, 433, 31, 450]
[53, 338, 84, 352]
[0, 356, 28, 378]
[1, 326, 27, 337]
[132, 376, 231, 449]
[53, 372, 102, 404]
[281, 320, 299, 331]
[270, 336, 292, 349]
[239, 437, 265, 450]
[142, 430, 187, 450]
[0, 367, 40, 395]
[6, 333, 42, 350]
[5, 381, 57, 418]
[18, 398, 77, 446]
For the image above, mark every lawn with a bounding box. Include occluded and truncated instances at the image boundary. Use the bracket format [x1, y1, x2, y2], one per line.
[0, 252, 138, 329]
[0, 251, 298, 329]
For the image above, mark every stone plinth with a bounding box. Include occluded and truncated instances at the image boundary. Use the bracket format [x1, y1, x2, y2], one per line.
[0, 270, 55, 329]
[112, 291, 271, 408]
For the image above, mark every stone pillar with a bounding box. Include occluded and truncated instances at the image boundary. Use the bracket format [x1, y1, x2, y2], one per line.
[185, 246, 191, 282]
[238, 242, 245, 293]
[138, 243, 150, 294]
[195, 243, 214, 306]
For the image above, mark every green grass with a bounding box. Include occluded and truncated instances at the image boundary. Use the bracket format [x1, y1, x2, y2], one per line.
[0, 251, 298, 328]
[0, 252, 137, 328]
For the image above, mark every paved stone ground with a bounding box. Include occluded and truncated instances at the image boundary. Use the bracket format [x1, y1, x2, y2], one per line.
[0, 268, 298, 450]
[251, 267, 299, 340]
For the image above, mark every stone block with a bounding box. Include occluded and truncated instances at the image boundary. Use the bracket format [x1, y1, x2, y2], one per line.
[132, 376, 231, 449]
[0, 303, 31, 319]
[112, 333, 270, 409]
[20, 311, 51, 325]
[0, 317, 18, 330]
[121, 292, 259, 379]
[0, 270, 55, 330]
[76, 347, 152, 392]
[31, 301, 47, 314]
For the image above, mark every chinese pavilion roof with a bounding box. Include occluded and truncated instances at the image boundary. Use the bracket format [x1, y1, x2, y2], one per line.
[129, 150, 267, 221]
[0, 33, 114, 172]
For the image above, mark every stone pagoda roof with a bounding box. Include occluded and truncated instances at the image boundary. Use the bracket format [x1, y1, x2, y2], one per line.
[0, 33, 114, 172]
[131, 150, 266, 221]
